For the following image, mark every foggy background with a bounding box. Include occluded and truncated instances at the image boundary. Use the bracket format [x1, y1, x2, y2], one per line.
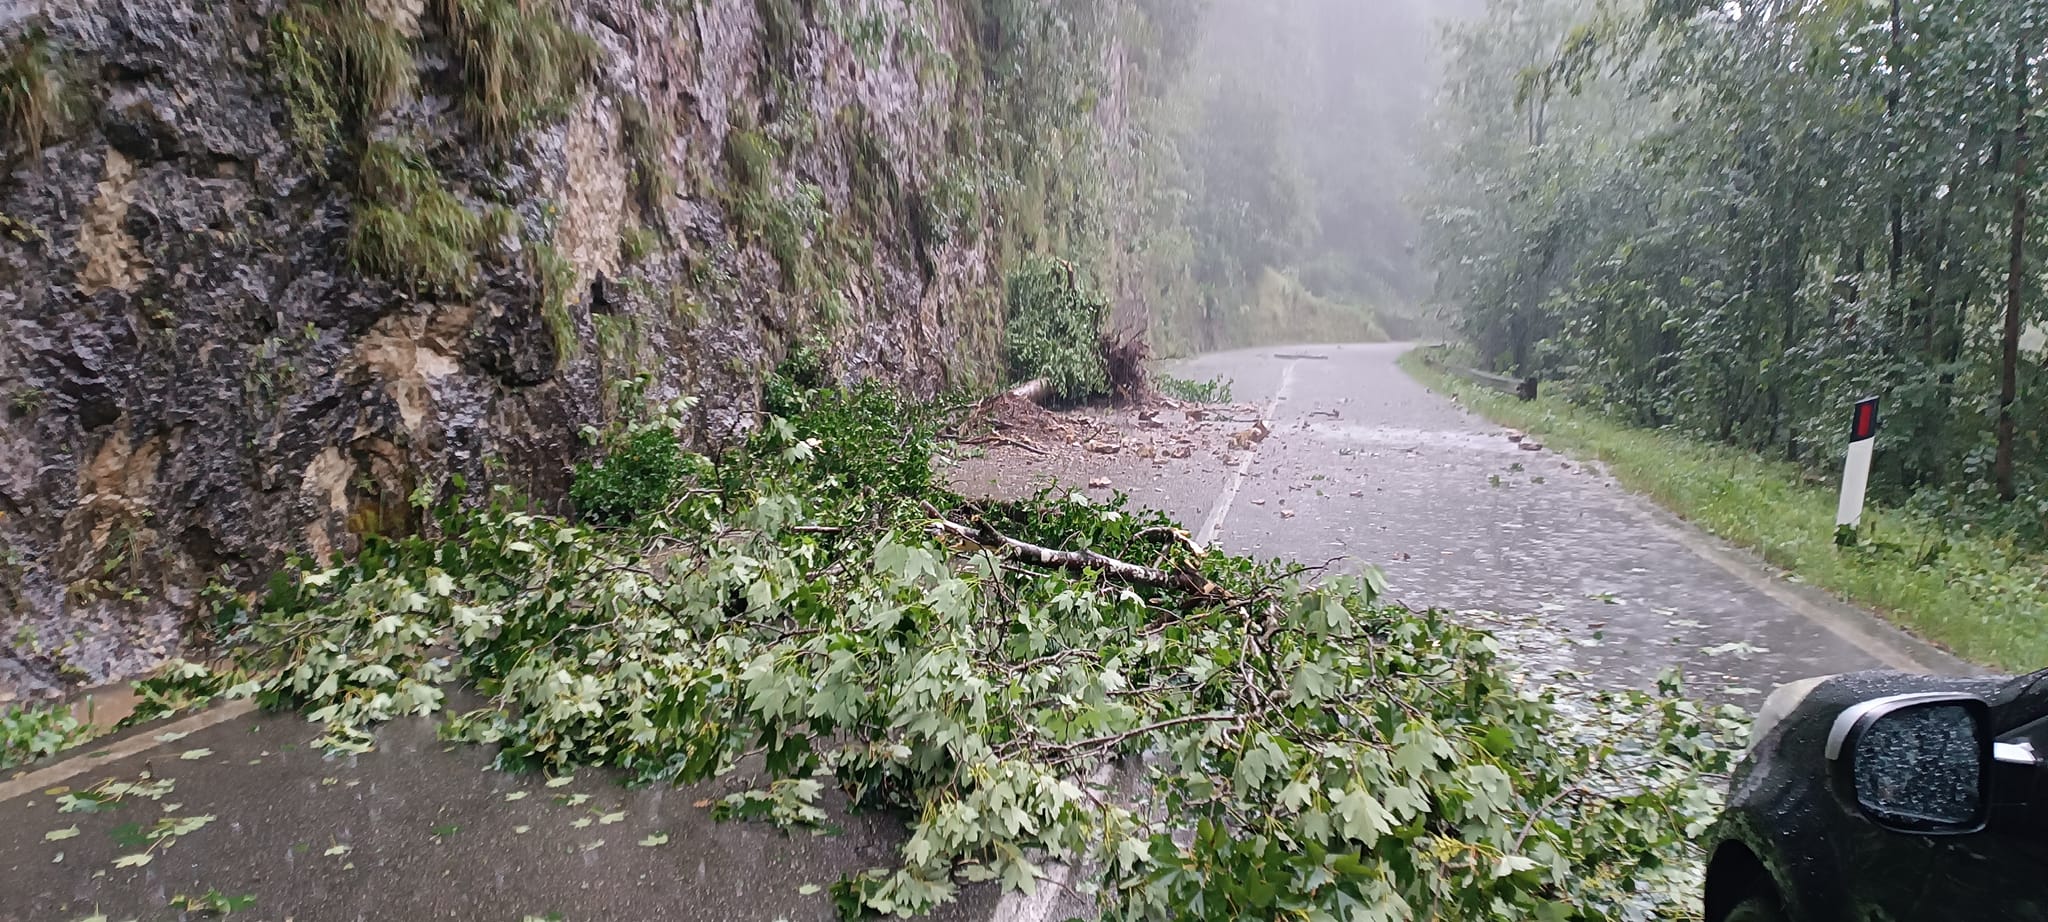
[1152, 0, 1478, 354]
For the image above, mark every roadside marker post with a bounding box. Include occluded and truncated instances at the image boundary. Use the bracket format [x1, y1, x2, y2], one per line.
[1835, 397, 1880, 546]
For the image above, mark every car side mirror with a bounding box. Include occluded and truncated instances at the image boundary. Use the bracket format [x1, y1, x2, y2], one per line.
[1826, 693, 1992, 834]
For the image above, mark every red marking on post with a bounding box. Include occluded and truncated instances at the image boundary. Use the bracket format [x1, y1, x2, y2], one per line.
[1851, 398, 1880, 442]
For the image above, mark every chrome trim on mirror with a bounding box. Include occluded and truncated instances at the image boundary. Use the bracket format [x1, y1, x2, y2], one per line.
[1826, 693, 1979, 761]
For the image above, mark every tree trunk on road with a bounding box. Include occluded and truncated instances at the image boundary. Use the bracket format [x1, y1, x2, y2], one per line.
[1997, 41, 2029, 503]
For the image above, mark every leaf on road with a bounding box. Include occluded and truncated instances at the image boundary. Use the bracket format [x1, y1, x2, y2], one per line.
[112, 853, 152, 868]
[545, 776, 575, 789]
[504, 791, 529, 802]
[638, 833, 669, 847]
[324, 844, 352, 857]
[1701, 641, 1767, 659]
[597, 810, 625, 825]
[178, 748, 213, 761]
[797, 884, 821, 895]
[44, 826, 80, 841]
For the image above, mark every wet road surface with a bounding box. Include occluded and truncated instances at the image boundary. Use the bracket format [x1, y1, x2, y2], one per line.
[0, 702, 998, 922]
[0, 342, 1975, 922]
[1169, 342, 1971, 696]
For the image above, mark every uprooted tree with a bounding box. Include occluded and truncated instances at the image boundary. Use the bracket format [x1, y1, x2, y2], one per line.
[159, 375, 1743, 920]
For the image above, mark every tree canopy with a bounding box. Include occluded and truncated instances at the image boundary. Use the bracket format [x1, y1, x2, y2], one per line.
[1425, 0, 2048, 528]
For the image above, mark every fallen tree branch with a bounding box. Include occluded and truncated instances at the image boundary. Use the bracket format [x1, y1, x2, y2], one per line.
[1136, 525, 1205, 558]
[962, 434, 1050, 457]
[1039, 712, 1239, 760]
[930, 514, 1224, 598]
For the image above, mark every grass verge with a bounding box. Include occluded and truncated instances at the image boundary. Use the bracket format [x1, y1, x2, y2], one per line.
[1401, 347, 2048, 672]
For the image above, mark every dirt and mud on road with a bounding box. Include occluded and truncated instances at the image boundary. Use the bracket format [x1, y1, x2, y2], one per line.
[947, 393, 1267, 533]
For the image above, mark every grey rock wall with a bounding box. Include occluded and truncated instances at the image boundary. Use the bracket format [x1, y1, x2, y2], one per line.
[0, 0, 1043, 700]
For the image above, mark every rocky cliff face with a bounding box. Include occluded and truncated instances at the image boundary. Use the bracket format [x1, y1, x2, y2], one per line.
[0, 0, 1140, 700]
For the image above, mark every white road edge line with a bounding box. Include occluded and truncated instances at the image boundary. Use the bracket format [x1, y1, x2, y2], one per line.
[1195, 360, 1300, 548]
[994, 359, 1301, 922]
[1632, 502, 1972, 675]
[0, 699, 258, 804]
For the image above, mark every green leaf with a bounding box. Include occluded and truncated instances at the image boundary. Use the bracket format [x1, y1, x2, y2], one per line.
[1332, 786, 1392, 847]
[998, 856, 1041, 895]
[1493, 854, 1540, 878]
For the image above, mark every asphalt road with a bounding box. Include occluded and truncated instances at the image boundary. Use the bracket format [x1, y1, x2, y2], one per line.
[992, 341, 1976, 922]
[0, 342, 1972, 922]
[1167, 341, 1969, 696]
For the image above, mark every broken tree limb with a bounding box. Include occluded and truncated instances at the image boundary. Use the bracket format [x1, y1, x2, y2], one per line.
[931, 515, 1224, 598]
[963, 434, 1050, 457]
[1135, 525, 1205, 558]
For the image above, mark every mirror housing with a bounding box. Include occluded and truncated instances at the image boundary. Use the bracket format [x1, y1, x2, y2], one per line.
[1826, 693, 1992, 835]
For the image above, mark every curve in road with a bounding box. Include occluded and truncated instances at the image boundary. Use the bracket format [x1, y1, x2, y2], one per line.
[1167, 342, 1973, 698]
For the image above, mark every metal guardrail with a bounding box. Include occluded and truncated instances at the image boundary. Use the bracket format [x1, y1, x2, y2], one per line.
[1418, 348, 1540, 401]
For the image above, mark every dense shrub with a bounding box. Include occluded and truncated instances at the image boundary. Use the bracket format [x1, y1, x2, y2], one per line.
[570, 427, 691, 526]
[1005, 257, 1109, 402]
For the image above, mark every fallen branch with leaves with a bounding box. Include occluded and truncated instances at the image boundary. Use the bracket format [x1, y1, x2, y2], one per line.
[930, 512, 1223, 599]
[196, 379, 1748, 922]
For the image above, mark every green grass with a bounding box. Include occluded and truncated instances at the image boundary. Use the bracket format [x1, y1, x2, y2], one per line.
[534, 242, 579, 366]
[348, 140, 490, 293]
[434, 0, 597, 142]
[619, 224, 659, 264]
[620, 97, 676, 216]
[1, 25, 73, 163]
[268, 1, 414, 159]
[1402, 347, 2048, 672]
[1156, 373, 1233, 404]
